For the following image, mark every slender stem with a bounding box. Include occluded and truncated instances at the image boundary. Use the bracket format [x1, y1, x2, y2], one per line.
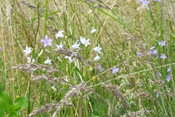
[33, 1, 41, 55]
[44, 0, 48, 36]
[39, 0, 48, 110]
[160, 0, 173, 116]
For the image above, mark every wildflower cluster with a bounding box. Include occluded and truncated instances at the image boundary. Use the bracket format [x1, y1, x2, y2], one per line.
[137, 40, 167, 60]
[22, 26, 121, 76]
[136, 38, 172, 98]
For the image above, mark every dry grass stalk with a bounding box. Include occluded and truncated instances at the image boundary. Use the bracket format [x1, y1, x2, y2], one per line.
[31, 74, 59, 82]
[31, 75, 73, 86]
[29, 103, 58, 117]
[20, 1, 37, 9]
[29, 83, 91, 117]
[148, 79, 165, 86]
[165, 85, 175, 97]
[20, 0, 53, 20]
[55, 47, 91, 66]
[108, 101, 112, 117]
[52, 83, 91, 117]
[85, 0, 109, 9]
[55, 47, 84, 61]
[83, 92, 93, 100]
[137, 90, 157, 102]
[29, 102, 72, 117]
[12, 63, 61, 73]
[136, 91, 151, 98]
[102, 83, 131, 110]
[154, 86, 175, 97]
[122, 110, 153, 117]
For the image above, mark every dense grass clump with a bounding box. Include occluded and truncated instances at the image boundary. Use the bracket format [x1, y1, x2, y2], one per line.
[0, 0, 175, 116]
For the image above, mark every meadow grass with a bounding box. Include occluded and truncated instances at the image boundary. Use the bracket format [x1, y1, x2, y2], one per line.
[0, 0, 175, 116]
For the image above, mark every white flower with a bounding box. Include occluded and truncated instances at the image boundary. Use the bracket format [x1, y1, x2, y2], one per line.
[51, 85, 57, 91]
[72, 40, 80, 49]
[80, 36, 90, 47]
[55, 42, 63, 50]
[27, 57, 35, 63]
[55, 30, 64, 39]
[38, 49, 43, 57]
[57, 56, 62, 62]
[23, 46, 32, 56]
[93, 55, 100, 61]
[93, 44, 102, 54]
[51, 83, 57, 91]
[44, 56, 52, 64]
[65, 56, 74, 63]
[91, 27, 97, 33]
[64, 77, 68, 82]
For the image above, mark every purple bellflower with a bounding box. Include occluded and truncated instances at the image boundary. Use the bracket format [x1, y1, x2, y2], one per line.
[137, 52, 142, 57]
[158, 41, 166, 47]
[112, 66, 119, 74]
[152, 49, 158, 56]
[166, 75, 171, 82]
[97, 65, 102, 72]
[139, 0, 150, 8]
[142, 0, 150, 7]
[157, 72, 162, 77]
[160, 53, 167, 60]
[154, 0, 160, 2]
[167, 67, 171, 72]
[156, 92, 159, 98]
[41, 35, 53, 48]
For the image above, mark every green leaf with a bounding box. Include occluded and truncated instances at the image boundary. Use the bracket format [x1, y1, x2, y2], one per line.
[8, 112, 18, 117]
[0, 92, 13, 113]
[0, 106, 5, 117]
[11, 97, 28, 113]
[97, 8, 125, 26]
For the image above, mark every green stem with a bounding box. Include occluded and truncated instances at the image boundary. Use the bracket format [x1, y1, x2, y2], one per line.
[39, 0, 48, 110]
